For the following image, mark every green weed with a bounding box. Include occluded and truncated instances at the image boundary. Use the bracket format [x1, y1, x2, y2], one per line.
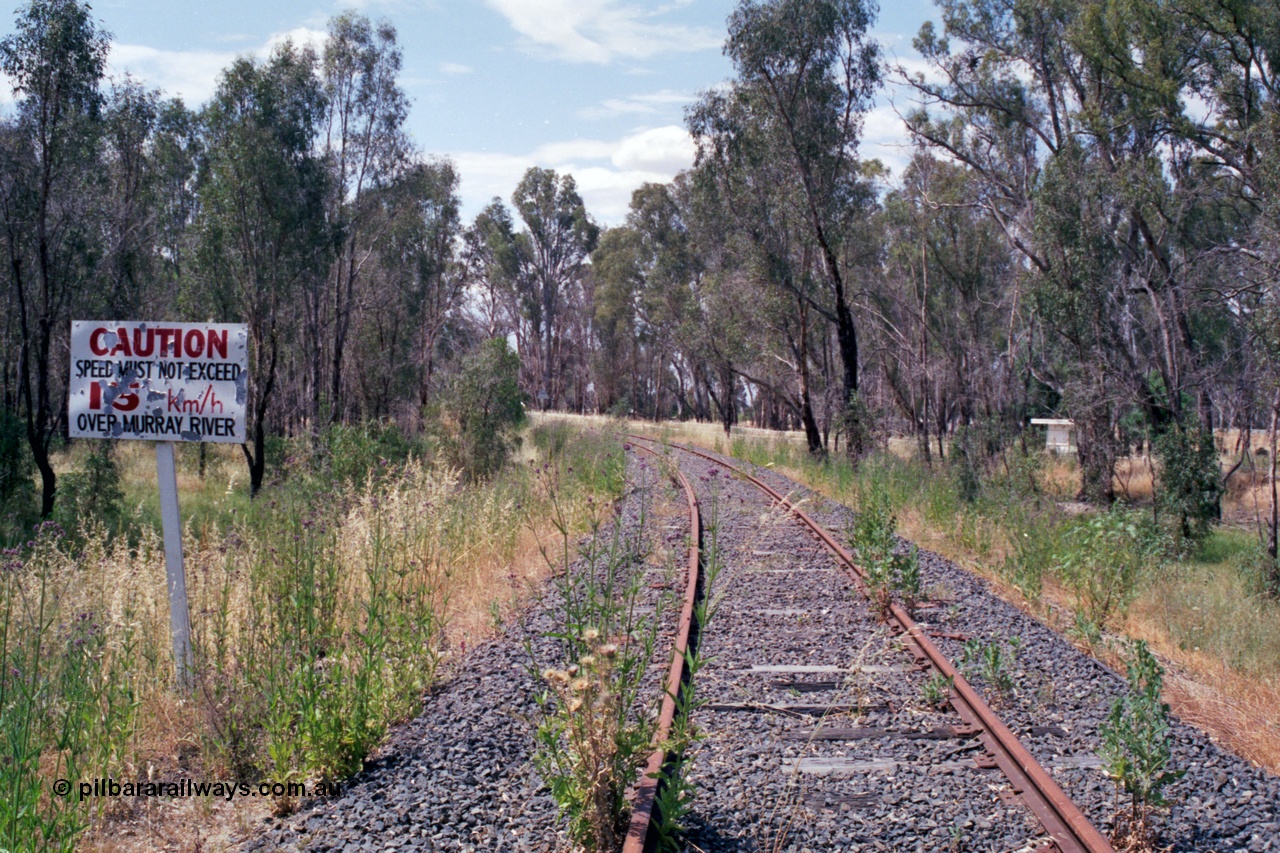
[1059, 507, 1165, 627]
[921, 672, 954, 709]
[1099, 640, 1184, 847]
[961, 636, 1021, 704]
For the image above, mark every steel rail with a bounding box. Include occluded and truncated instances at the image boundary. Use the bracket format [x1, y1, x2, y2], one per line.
[628, 434, 1114, 853]
[622, 440, 702, 853]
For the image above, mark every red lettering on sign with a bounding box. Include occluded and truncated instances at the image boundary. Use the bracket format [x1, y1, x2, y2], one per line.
[108, 330, 132, 357]
[207, 329, 227, 360]
[89, 328, 109, 356]
[133, 327, 155, 357]
[184, 330, 204, 358]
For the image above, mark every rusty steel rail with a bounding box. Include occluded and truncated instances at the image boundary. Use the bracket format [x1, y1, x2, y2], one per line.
[629, 435, 1114, 853]
[622, 440, 702, 853]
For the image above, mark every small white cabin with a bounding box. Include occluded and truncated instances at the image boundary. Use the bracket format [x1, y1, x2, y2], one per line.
[1030, 418, 1076, 454]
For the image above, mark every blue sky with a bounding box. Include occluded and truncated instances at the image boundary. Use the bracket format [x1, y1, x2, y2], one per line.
[0, 0, 941, 224]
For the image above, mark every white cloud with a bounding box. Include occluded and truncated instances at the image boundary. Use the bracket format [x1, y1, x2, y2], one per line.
[533, 138, 619, 162]
[485, 0, 721, 64]
[444, 124, 697, 225]
[858, 103, 913, 179]
[108, 44, 238, 104]
[263, 26, 329, 56]
[106, 26, 328, 106]
[440, 62, 474, 75]
[579, 88, 691, 119]
[611, 125, 694, 173]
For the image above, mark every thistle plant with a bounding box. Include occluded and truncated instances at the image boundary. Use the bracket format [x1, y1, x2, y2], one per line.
[530, 444, 661, 852]
[1098, 640, 1184, 848]
[538, 630, 635, 851]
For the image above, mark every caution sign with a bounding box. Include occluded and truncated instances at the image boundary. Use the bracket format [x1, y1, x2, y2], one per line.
[69, 321, 248, 443]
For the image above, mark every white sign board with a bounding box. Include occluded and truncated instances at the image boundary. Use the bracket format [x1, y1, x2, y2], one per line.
[69, 321, 248, 443]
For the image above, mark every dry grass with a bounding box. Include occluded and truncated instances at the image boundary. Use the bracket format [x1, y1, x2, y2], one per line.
[4, 424, 623, 853]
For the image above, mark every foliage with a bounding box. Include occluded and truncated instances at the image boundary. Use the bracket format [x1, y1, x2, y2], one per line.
[849, 484, 897, 614]
[1152, 426, 1221, 547]
[54, 442, 125, 538]
[921, 672, 954, 710]
[0, 522, 139, 853]
[1098, 640, 1185, 846]
[0, 0, 110, 518]
[1058, 507, 1165, 627]
[312, 420, 419, 488]
[434, 338, 527, 481]
[1236, 541, 1280, 601]
[848, 482, 921, 615]
[961, 636, 1021, 704]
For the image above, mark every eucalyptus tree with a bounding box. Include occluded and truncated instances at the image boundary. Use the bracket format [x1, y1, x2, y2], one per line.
[689, 0, 881, 452]
[463, 199, 522, 341]
[589, 226, 643, 414]
[626, 181, 699, 419]
[509, 168, 599, 409]
[1171, 0, 1280, 569]
[387, 159, 463, 410]
[99, 76, 161, 317]
[0, 0, 109, 516]
[342, 160, 461, 418]
[317, 12, 411, 427]
[681, 150, 831, 448]
[677, 170, 750, 436]
[877, 152, 1012, 462]
[195, 43, 334, 495]
[905, 0, 1228, 502]
[151, 99, 202, 307]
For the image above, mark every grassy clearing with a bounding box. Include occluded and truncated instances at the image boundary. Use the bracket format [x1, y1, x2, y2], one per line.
[1, 421, 624, 853]
[621, 417, 1280, 774]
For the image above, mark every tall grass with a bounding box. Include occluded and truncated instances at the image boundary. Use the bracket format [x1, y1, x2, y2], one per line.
[0, 423, 626, 852]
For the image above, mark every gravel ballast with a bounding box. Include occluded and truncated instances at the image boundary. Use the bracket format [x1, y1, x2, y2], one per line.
[244, 443, 1279, 852]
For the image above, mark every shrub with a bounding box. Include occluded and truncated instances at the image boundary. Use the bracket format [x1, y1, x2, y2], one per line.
[1153, 426, 1221, 547]
[849, 486, 897, 615]
[838, 391, 878, 459]
[1057, 507, 1163, 627]
[849, 484, 923, 616]
[961, 636, 1021, 704]
[315, 420, 416, 487]
[1236, 542, 1280, 600]
[55, 442, 125, 538]
[433, 338, 526, 481]
[1098, 640, 1184, 846]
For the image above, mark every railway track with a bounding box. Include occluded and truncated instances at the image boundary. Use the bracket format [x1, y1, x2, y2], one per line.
[626, 435, 1113, 853]
[247, 429, 1278, 853]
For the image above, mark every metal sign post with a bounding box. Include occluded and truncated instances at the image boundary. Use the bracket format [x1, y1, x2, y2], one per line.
[69, 321, 248, 688]
[155, 441, 193, 686]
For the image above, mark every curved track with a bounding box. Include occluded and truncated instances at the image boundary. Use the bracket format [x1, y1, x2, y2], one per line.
[624, 441, 702, 853]
[627, 434, 1113, 853]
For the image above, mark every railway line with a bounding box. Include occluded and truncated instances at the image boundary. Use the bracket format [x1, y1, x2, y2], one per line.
[248, 433, 1279, 853]
[625, 435, 1112, 853]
